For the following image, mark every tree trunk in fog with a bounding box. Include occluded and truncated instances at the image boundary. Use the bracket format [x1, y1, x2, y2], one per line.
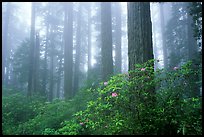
[56, 42, 63, 99]
[101, 2, 113, 81]
[186, 6, 197, 61]
[152, 23, 158, 69]
[114, 3, 122, 74]
[151, 11, 158, 69]
[121, 8, 128, 73]
[87, 4, 92, 80]
[186, 3, 200, 97]
[159, 3, 168, 69]
[128, 2, 154, 71]
[64, 3, 73, 100]
[49, 25, 54, 101]
[33, 32, 40, 94]
[73, 4, 82, 95]
[93, 2, 102, 81]
[28, 2, 36, 97]
[2, 2, 11, 86]
[42, 24, 49, 97]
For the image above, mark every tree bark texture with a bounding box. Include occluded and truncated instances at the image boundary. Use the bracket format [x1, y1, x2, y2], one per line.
[128, 2, 154, 71]
[101, 2, 113, 81]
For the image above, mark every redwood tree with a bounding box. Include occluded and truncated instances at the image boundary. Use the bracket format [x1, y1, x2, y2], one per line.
[28, 2, 36, 97]
[128, 2, 154, 71]
[101, 2, 113, 81]
[64, 2, 74, 100]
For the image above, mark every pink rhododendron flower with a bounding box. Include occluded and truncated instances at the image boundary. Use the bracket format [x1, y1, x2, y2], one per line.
[104, 82, 108, 86]
[80, 122, 84, 126]
[141, 68, 146, 71]
[173, 67, 179, 70]
[112, 92, 118, 97]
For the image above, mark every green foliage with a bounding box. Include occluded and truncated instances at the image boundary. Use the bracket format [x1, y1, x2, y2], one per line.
[2, 91, 45, 135]
[57, 59, 202, 135]
[2, 60, 202, 135]
[2, 84, 95, 135]
[16, 99, 73, 135]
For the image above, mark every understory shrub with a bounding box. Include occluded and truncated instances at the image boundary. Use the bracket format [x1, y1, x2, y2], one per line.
[2, 85, 95, 135]
[57, 60, 202, 135]
[2, 60, 202, 135]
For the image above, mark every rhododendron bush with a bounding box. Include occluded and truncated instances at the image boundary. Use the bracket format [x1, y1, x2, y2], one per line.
[56, 60, 202, 135]
[3, 60, 201, 135]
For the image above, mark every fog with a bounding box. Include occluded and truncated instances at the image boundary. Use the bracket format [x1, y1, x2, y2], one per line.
[2, 2, 201, 98]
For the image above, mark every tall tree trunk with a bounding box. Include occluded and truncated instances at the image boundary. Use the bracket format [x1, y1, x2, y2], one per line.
[159, 3, 168, 68]
[101, 2, 113, 81]
[42, 24, 49, 97]
[128, 2, 154, 71]
[33, 32, 40, 94]
[64, 2, 73, 100]
[187, 7, 197, 61]
[56, 44, 63, 99]
[2, 2, 11, 86]
[87, 4, 92, 80]
[114, 2, 122, 74]
[28, 2, 36, 97]
[186, 3, 200, 97]
[73, 4, 82, 95]
[153, 28, 158, 69]
[127, 3, 155, 132]
[152, 12, 158, 69]
[49, 25, 54, 102]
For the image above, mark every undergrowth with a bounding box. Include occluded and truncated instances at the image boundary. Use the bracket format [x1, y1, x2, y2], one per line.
[2, 60, 202, 135]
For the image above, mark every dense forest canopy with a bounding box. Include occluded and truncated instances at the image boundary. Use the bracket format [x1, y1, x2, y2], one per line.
[2, 2, 202, 135]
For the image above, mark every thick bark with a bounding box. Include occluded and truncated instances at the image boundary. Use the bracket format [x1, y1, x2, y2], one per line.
[101, 2, 113, 81]
[73, 4, 82, 95]
[114, 3, 122, 74]
[127, 3, 155, 129]
[128, 2, 154, 71]
[64, 2, 73, 100]
[28, 3, 36, 97]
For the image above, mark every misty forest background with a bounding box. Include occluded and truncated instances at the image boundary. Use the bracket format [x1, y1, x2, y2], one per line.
[2, 2, 202, 135]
